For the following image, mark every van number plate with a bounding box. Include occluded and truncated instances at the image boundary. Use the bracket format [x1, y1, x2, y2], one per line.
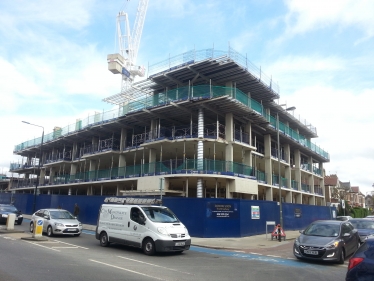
[175, 242, 185, 246]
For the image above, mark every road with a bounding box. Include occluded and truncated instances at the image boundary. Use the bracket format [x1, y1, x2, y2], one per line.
[0, 221, 348, 281]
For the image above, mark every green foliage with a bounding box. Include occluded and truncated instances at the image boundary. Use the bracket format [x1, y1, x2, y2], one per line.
[351, 207, 369, 218]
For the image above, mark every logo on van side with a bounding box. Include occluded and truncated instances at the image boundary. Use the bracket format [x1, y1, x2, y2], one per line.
[101, 208, 126, 220]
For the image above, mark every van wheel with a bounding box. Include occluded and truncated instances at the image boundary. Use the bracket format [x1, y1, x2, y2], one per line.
[100, 232, 109, 247]
[47, 226, 54, 237]
[30, 222, 34, 233]
[143, 238, 155, 256]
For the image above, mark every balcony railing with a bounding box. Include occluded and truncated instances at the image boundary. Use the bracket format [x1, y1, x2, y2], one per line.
[14, 84, 329, 160]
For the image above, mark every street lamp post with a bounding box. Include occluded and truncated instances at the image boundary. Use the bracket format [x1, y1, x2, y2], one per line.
[22, 121, 44, 213]
[277, 106, 296, 230]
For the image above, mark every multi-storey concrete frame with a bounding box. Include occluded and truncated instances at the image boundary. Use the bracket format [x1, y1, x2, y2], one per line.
[10, 48, 329, 206]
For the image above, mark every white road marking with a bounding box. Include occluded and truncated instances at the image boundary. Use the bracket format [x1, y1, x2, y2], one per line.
[3, 237, 16, 240]
[249, 252, 261, 255]
[52, 246, 80, 249]
[117, 256, 192, 275]
[22, 240, 60, 252]
[52, 239, 89, 249]
[89, 259, 166, 280]
[267, 255, 281, 258]
[233, 250, 245, 253]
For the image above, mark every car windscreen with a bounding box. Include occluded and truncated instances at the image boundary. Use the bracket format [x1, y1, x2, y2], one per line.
[350, 220, 374, 230]
[141, 207, 179, 223]
[50, 210, 75, 219]
[0, 206, 18, 212]
[304, 223, 340, 237]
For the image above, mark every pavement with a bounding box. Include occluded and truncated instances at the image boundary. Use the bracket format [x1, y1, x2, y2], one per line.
[0, 215, 301, 251]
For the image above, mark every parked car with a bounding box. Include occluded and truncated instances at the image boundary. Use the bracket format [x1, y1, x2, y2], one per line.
[0, 204, 23, 225]
[30, 208, 82, 237]
[365, 215, 374, 220]
[337, 216, 353, 221]
[349, 219, 374, 243]
[346, 235, 374, 280]
[293, 220, 360, 264]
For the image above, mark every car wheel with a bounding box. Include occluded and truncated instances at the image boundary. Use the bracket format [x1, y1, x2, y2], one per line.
[143, 238, 156, 256]
[47, 226, 54, 237]
[338, 249, 345, 264]
[30, 222, 34, 233]
[100, 232, 109, 247]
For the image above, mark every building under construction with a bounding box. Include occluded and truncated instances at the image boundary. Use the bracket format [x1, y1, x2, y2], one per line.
[9, 47, 329, 205]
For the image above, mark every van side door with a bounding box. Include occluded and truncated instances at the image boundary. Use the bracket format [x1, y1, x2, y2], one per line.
[129, 207, 147, 247]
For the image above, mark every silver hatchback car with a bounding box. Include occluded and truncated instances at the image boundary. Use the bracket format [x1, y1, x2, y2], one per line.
[30, 209, 82, 237]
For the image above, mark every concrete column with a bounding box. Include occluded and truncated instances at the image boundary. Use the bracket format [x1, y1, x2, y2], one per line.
[197, 108, 204, 198]
[116, 184, 120, 196]
[101, 184, 103, 196]
[226, 181, 232, 199]
[225, 113, 234, 162]
[185, 178, 188, 198]
[309, 195, 316, 205]
[72, 142, 78, 160]
[68, 188, 72, 195]
[119, 155, 126, 167]
[294, 149, 301, 191]
[89, 160, 97, 181]
[285, 190, 292, 203]
[264, 134, 272, 185]
[39, 169, 46, 185]
[49, 167, 55, 184]
[266, 187, 273, 202]
[295, 192, 302, 204]
[70, 163, 77, 175]
[308, 174, 314, 194]
[92, 137, 99, 151]
[120, 128, 127, 151]
[225, 81, 233, 97]
[244, 151, 252, 167]
[245, 121, 252, 146]
[86, 187, 90, 195]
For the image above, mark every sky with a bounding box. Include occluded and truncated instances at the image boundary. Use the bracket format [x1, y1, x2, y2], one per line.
[0, 0, 373, 195]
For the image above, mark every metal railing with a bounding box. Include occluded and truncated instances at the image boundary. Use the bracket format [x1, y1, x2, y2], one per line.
[14, 84, 329, 160]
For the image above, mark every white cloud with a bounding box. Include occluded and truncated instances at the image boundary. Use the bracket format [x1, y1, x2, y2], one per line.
[284, 0, 374, 39]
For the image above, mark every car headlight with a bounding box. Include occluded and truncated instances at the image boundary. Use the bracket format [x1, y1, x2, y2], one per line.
[157, 227, 169, 236]
[79, 223, 82, 226]
[325, 241, 339, 249]
[2, 214, 8, 218]
[54, 223, 64, 227]
[294, 239, 300, 246]
[184, 227, 189, 236]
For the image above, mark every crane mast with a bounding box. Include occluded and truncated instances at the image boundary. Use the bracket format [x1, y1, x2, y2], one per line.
[107, 0, 149, 95]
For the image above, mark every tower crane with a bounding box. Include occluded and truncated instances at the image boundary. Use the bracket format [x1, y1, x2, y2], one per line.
[107, 0, 149, 96]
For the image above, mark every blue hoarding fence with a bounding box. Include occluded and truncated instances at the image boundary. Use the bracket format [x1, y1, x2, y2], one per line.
[1, 193, 335, 238]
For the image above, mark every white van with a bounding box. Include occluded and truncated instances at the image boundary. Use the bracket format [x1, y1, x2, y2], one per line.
[95, 197, 191, 255]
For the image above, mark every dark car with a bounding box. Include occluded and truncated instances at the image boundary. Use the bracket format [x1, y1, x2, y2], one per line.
[349, 219, 374, 243]
[0, 204, 23, 225]
[346, 235, 374, 280]
[294, 220, 360, 264]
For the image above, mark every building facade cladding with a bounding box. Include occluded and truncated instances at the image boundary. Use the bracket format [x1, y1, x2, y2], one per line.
[9, 50, 329, 206]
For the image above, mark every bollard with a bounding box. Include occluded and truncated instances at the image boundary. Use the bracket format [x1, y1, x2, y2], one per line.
[32, 218, 44, 238]
[6, 213, 16, 230]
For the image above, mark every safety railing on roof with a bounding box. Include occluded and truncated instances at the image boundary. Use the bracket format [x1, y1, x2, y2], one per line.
[13, 85, 329, 160]
[148, 47, 279, 94]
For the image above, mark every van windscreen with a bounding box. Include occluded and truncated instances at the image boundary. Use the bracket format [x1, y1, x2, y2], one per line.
[141, 207, 179, 223]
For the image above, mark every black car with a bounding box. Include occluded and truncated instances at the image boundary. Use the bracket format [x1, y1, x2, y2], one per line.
[349, 219, 374, 243]
[346, 235, 374, 280]
[0, 204, 23, 225]
[294, 220, 360, 264]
